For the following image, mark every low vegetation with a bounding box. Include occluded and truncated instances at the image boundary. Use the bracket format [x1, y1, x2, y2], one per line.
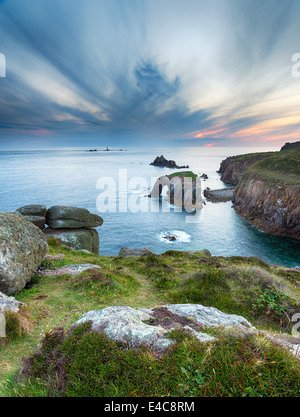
[1, 239, 300, 397]
[225, 151, 275, 163]
[241, 150, 300, 187]
[168, 171, 197, 179]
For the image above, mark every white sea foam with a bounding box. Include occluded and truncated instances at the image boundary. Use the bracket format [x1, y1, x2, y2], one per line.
[158, 230, 192, 244]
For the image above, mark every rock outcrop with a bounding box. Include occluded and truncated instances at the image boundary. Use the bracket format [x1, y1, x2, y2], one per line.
[218, 153, 273, 185]
[0, 212, 48, 294]
[149, 172, 203, 211]
[73, 304, 252, 352]
[44, 227, 100, 254]
[0, 291, 24, 313]
[280, 141, 300, 152]
[150, 155, 189, 169]
[42, 264, 101, 276]
[119, 247, 155, 257]
[234, 178, 300, 239]
[204, 187, 235, 202]
[16, 205, 47, 229]
[46, 206, 103, 229]
[218, 142, 300, 240]
[15, 205, 103, 254]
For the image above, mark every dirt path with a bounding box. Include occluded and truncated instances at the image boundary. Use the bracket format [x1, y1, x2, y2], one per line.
[127, 272, 165, 309]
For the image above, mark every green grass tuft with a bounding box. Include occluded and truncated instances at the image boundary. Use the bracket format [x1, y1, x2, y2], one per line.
[1, 239, 300, 397]
[3, 324, 300, 397]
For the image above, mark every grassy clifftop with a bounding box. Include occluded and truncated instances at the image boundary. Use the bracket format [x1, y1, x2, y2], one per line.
[240, 148, 300, 187]
[232, 142, 300, 239]
[219, 141, 300, 186]
[1, 239, 300, 397]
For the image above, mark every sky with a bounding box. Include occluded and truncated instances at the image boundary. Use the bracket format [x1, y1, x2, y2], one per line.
[0, 0, 300, 149]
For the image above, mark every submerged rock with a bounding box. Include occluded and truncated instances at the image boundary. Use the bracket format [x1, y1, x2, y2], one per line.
[0, 212, 48, 294]
[46, 206, 103, 229]
[163, 234, 177, 242]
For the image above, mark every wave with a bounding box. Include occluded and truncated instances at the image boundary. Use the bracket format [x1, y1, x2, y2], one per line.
[158, 230, 192, 244]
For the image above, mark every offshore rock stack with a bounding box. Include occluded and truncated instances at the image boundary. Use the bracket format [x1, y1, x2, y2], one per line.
[150, 155, 189, 169]
[15, 205, 103, 254]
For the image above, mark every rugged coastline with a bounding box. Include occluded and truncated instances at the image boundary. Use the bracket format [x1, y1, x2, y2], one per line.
[218, 142, 300, 240]
[217, 152, 274, 185]
[1, 142, 300, 397]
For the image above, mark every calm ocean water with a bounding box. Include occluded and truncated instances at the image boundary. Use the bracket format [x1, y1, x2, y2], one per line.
[0, 146, 299, 268]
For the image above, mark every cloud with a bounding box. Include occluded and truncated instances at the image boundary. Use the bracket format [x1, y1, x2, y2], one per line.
[0, 0, 299, 147]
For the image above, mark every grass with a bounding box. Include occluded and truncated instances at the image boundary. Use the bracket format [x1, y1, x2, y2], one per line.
[241, 151, 300, 187]
[3, 324, 300, 397]
[1, 239, 300, 397]
[225, 151, 275, 163]
[224, 141, 300, 187]
[168, 171, 197, 179]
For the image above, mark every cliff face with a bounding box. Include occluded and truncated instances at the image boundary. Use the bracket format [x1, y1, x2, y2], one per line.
[218, 153, 273, 185]
[219, 143, 300, 240]
[234, 179, 300, 240]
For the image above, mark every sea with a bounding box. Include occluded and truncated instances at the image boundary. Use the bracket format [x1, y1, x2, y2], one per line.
[0, 146, 299, 268]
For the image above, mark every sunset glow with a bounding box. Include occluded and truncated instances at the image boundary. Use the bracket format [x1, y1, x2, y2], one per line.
[0, 0, 299, 148]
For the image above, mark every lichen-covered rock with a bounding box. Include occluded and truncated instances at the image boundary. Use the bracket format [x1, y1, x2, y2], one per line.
[0, 212, 48, 294]
[162, 304, 252, 328]
[16, 205, 47, 229]
[0, 291, 24, 313]
[73, 304, 252, 352]
[22, 215, 46, 229]
[16, 205, 47, 217]
[0, 291, 25, 338]
[73, 306, 176, 351]
[46, 206, 103, 229]
[188, 249, 212, 257]
[43, 264, 101, 276]
[44, 228, 100, 254]
[119, 247, 155, 257]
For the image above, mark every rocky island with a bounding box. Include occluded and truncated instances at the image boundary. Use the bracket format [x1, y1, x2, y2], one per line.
[149, 171, 203, 210]
[150, 155, 189, 169]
